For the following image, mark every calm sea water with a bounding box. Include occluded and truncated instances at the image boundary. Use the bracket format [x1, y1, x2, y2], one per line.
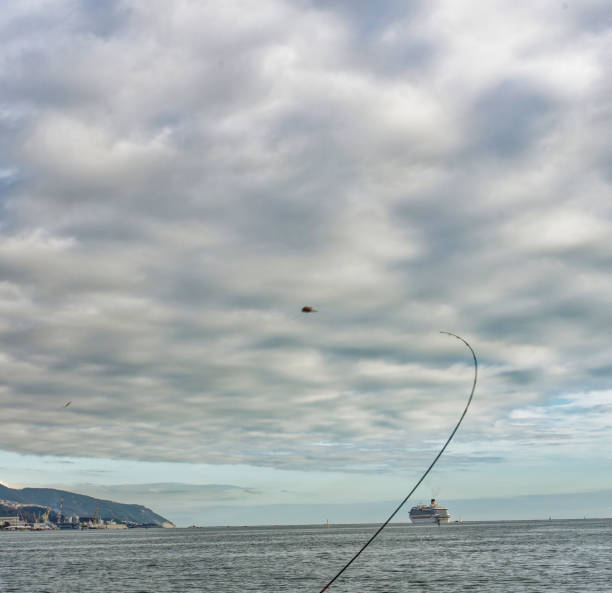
[1, 519, 611, 592]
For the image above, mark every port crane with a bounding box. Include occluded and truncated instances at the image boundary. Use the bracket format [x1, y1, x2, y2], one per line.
[57, 497, 64, 525]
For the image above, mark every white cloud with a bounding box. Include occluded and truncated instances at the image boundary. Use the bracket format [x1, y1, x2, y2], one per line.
[0, 0, 611, 503]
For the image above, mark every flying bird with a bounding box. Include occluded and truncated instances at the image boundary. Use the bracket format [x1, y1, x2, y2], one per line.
[301, 306, 317, 313]
[63, 401, 72, 407]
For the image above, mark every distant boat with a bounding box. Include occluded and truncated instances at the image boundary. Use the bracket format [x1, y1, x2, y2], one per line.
[409, 499, 450, 525]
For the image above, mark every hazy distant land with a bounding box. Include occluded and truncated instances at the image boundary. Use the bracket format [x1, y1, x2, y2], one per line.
[0, 483, 174, 527]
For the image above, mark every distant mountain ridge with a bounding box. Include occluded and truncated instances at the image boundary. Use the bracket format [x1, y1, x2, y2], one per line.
[0, 483, 174, 527]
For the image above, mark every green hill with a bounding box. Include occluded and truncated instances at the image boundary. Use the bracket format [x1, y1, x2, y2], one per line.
[0, 483, 174, 526]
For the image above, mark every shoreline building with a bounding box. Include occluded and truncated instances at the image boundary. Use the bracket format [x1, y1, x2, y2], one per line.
[0, 516, 27, 530]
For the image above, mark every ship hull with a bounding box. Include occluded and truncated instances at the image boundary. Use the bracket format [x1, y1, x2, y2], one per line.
[409, 515, 450, 525]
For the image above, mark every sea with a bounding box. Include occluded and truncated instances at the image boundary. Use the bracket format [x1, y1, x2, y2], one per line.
[1, 519, 611, 593]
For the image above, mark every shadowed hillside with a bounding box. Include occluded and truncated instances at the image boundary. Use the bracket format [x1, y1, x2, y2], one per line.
[0, 483, 174, 526]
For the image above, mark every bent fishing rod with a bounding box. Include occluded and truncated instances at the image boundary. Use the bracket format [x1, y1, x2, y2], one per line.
[318, 331, 478, 592]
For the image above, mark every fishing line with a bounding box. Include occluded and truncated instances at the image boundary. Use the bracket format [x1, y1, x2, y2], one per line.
[317, 331, 478, 592]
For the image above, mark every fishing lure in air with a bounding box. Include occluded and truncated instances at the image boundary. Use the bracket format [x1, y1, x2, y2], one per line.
[318, 331, 478, 592]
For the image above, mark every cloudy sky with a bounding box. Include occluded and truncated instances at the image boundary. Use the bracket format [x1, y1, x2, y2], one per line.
[1, 0, 611, 526]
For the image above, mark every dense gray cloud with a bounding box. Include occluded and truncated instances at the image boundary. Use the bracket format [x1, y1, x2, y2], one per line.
[74, 482, 260, 506]
[1, 0, 612, 478]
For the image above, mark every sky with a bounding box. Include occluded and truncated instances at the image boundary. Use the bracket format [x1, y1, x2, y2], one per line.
[1, 0, 611, 527]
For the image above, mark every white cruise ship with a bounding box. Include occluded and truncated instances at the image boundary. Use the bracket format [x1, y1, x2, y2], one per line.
[409, 499, 450, 524]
